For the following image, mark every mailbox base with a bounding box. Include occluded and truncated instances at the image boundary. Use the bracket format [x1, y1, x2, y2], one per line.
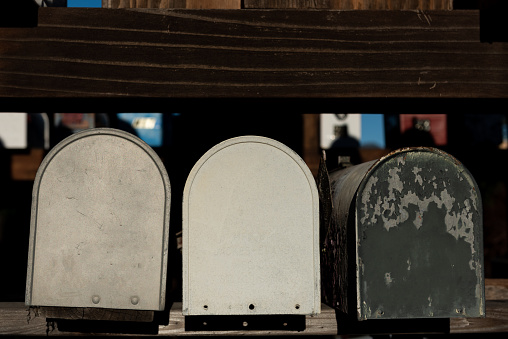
[40, 306, 163, 334]
[185, 314, 306, 331]
[335, 311, 450, 335]
[42, 306, 154, 322]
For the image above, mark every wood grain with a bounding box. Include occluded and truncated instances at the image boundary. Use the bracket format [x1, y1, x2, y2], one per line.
[0, 8, 506, 99]
[42, 306, 154, 322]
[104, 0, 186, 8]
[244, 0, 332, 8]
[302, 114, 320, 177]
[2, 285, 508, 336]
[105, 0, 451, 9]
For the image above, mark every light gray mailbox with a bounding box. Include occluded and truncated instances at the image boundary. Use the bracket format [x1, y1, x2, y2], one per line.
[320, 147, 484, 322]
[183, 136, 320, 324]
[26, 128, 171, 318]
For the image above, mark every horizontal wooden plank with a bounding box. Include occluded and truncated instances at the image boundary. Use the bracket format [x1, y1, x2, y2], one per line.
[2, 298, 508, 335]
[1, 279, 507, 335]
[105, 0, 453, 9]
[244, 0, 452, 9]
[244, 0, 333, 8]
[0, 8, 506, 98]
[104, 0, 186, 8]
[42, 306, 154, 322]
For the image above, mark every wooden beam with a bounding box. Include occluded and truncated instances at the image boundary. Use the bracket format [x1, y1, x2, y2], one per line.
[42, 307, 154, 322]
[302, 114, 320, 177]
[103, 0, 185, 8]
[3, 286, 508, 335]
[244, 0, 452, 9]
[0, 9, 506, 99]
[186, 0, 241, 9]
[103, 0, 240, 8]
[2, 280, 508, 335]
[244, 0, 332, 8]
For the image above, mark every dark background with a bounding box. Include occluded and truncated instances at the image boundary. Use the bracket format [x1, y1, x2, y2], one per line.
[0, 112, 507, 303]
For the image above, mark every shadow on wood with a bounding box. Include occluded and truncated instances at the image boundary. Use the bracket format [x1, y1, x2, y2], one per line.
[39, 289, 174, 335]
[46, 301, 173, 334]
[51, 318, 160, 334]
[334, 309, 450, 335]
[184, 314, 306, 331]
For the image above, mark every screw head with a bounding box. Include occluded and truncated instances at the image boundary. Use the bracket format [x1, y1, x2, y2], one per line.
[92, 295, 100, 304]
[131, 296, 140, 305]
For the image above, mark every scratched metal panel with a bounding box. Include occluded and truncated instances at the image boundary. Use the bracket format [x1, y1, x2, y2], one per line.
[25, 128, 171, 311]
[356, 148, 484, 319]
[320, 158, 377, 314]
[183, 136, 320, 316]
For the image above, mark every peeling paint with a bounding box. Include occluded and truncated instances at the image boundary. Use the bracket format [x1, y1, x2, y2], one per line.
[354, 148, 484, 319]
[413, 167, 423, 186]
[359, 176, 378, 224]
[359, 154, 477, 254]
[362, 301, 372, 319]
[384, 272, 394, 287]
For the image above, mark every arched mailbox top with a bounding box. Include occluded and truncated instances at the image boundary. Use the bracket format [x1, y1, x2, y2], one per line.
[356, 147, 481, 235]
[353, 147, 484, 319]
[183, 136, 320, 316]
[26, 128, 171, 311]
[32, 128, 170, 191]
[184, 135, 318, 198]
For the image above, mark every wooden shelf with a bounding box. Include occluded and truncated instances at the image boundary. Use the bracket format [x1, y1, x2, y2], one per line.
[1, 279, 507, 335]
[1, 8, 507, 100]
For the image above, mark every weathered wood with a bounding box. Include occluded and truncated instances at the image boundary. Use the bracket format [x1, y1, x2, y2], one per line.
[244, 0, 452, 9]
[103, 0, 186, 8]
[302, 114, 320, 177]
[485, 279, 508, 300]
[244, 0, 332, 8]
[10, 148, 44, 181]
[186, 0, 241, 8]
[103, 0, 241, 8]
[0, 9, 506, 99]
[42, 307, 154, 322]
[106, 0, 453, 9]
[2, 279, 508, 336]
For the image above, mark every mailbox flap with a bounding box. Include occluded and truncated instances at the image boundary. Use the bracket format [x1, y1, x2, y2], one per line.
[183, 136, 320, 316]
[355, 147, 484, 319]
[26, 128, 171, 311]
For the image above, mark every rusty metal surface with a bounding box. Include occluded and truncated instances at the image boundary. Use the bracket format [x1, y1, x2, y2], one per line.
[323, 147, 484, 320]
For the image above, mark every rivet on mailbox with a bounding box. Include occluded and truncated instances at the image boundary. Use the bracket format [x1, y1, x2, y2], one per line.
[183, 136, 320, 331]
[319, 147, 484, 331]
[25, 128, 171, 326]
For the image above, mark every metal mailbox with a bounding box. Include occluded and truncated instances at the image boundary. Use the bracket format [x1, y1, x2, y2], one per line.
[26, 128, 171, 312]
[320, 147, 484, 320]
[183, 136, 320, 317]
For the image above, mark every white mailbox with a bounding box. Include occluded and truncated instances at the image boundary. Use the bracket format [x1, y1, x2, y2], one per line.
[25, 128, 171, 312]
[183, 136, 320, 317]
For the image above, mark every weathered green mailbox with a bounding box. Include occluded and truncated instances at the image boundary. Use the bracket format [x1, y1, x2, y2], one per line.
[320, 147, 484, 322]
[26, 128, 171, 323]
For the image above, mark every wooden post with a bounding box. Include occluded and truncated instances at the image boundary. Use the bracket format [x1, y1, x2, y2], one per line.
[302, 114, 320, 178]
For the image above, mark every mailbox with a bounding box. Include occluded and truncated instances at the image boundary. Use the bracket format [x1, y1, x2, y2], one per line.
[26, 128, 171, 316]
[183, 136, 320, 321]
[320, 147, 484, 320]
